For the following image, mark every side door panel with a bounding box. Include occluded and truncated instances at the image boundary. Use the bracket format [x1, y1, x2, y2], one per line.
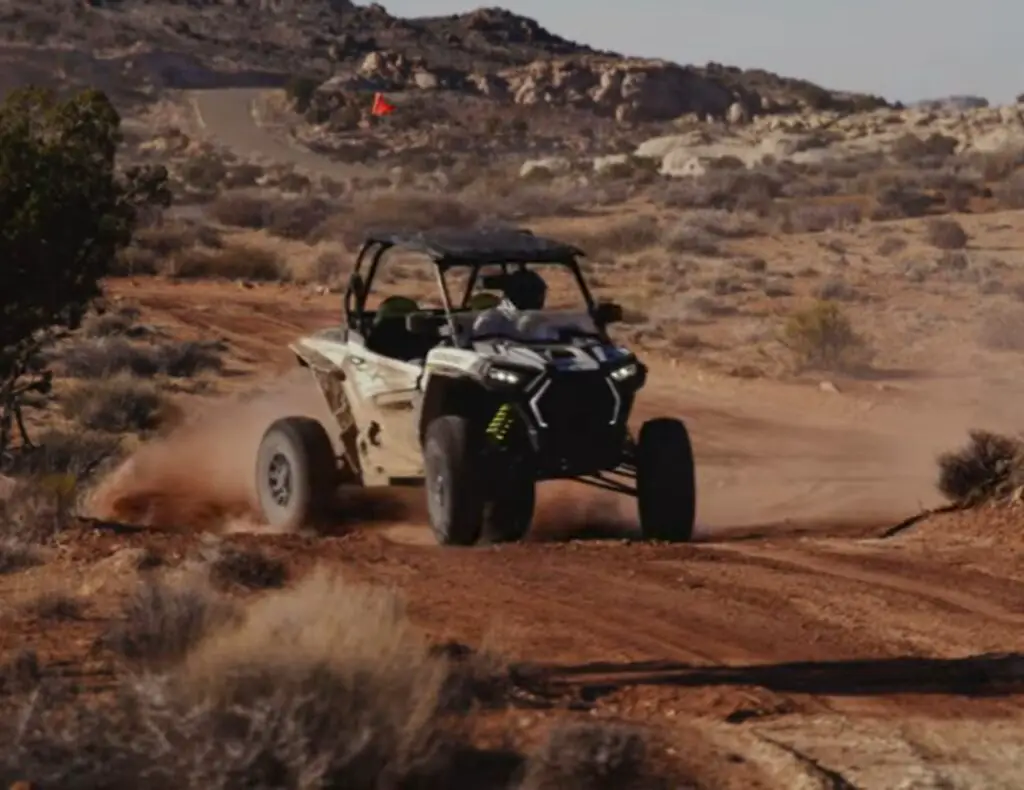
[342, 347, 424, 484]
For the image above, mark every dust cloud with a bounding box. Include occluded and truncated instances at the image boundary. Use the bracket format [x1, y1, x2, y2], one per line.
[83, 355, 1024, 542]
[86, 371, 334, 532]
[690, 366, 1024, 537]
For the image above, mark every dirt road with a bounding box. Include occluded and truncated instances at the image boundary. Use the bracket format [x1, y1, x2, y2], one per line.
[188, 88, 374, 179]
[85, 277, 1024, 789]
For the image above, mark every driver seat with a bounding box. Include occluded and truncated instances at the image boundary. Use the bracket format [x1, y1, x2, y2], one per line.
[367, 296, 424, 361]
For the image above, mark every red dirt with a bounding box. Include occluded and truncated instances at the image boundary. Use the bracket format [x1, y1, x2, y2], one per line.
[14, 276, 1024, 788]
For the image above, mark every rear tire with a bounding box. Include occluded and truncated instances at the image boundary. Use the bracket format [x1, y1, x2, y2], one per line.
[424, 415, 484, 546]
[482, 472, 535, 544]
[256, 416, 337, 532]
[636, 417, 696, 542]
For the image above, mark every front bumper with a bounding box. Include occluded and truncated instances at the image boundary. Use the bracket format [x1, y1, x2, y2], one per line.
[519, 366, 642, 477]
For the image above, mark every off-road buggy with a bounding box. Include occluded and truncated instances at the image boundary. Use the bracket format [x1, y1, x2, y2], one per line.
[255, 227, 696, 545]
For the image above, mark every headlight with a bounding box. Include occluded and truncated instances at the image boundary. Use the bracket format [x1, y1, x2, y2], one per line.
[609, 362, 638, 382]
[486, 367, 523, 386]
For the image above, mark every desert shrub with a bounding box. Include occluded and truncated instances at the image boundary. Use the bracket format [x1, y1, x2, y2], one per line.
[285, 75, 320, 113]
[81, 306, 145, 339]
[266, 196, 336, 240]
[565, 215, 660, 255]
[977, 308, 1024, 351]
[868, 185, 939, 220]
[208, 545, 288, 590]
[780, 202, 862, 233]
[682, 208, 766, 238]
[876, 236, 907, 257]
[663, 223, 720, 255]
[1, 570, 665, 789]
[2, 427, 122, 479]
[936, 430, 1024, 505]
[223, 162, 265, 189]
[21, 591, 85, 621]
[0, 539, 41, 574]
[654, 168, 780, 213]
[207, 191, 269, 229]
[814, 277, 859, 301]
[925, 218, 968, 249]
[208, 190, 335, 238]
[317, 191, 481, 248]
[0, 475, 78, 544]
[61, 376, 167, 433]
[168, 245, 288, 280]
[0, 86, 168, 460]
[781, 301, 871, 372]
[520, 722, 650, 790]
[312, 249, 350, 283]
[890, 132, 958, 163]
[156, 340, 225, 377]
[59, 338, 222, 379]
[132, 223, 220, 257]
[179, 152, 230, 192]
[993, 172, 1024, 209]
[101, 574, 242, 667]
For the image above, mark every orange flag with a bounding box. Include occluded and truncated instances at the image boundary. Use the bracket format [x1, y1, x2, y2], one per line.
[371, 92, 395, 116]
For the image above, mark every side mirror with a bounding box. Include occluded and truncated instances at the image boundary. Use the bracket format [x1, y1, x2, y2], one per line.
[594, 301, 623, 325]
[405, 312, 441, 335]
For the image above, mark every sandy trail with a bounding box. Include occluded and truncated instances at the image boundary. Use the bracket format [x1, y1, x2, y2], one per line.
[84, 269, 1024, 787]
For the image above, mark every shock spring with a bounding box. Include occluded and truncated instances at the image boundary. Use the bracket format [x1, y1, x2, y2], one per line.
[486, 403, 515, 444]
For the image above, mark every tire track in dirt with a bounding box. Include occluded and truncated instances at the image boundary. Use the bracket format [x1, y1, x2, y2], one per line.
[705, 542, 1024, 628]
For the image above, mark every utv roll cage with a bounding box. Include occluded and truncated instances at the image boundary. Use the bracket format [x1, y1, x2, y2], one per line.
[344, 227, 621, 347]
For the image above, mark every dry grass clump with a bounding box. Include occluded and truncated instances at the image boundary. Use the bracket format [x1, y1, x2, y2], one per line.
[565, 215, 660, 255]
[115, 222, 223, 275]
[208, 545, 288, 590]
[2, 569, 662, 789]
[316, 191, 482, 248]
[61, 376, 168, 434]
[925, 218, 969, 249]
[977, 308, 1024, 351]
[779, 202, 862, 234]
[59, 337, 224, 379]
[101, 574, 243, 667]
[2, 428, 122, 479]
[81, 306, 147, 339]
[209, 192, 337, 241]
[781, 300, 871, 372]
[20, 591, 85, 621]
[519, 722, 653, 790]
[167, 244, 288, 281]
[936, 430, 1024, 506]
[0, 538, 41, 575]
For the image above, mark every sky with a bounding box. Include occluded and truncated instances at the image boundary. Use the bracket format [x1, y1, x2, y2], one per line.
[375, 0, 1022, 105]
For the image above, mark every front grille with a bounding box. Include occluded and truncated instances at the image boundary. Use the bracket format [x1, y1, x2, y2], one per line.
[530, 371, 622, 474]
[534, 371, 617, 430]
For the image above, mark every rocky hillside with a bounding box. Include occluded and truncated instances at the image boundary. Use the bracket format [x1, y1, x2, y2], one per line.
[1, 1, 892, 124]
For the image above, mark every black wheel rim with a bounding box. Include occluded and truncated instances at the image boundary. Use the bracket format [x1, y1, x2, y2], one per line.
[267, 452, 292, 507]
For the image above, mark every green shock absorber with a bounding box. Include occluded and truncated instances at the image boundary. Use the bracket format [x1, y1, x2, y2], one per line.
[486, 403, 515, 444]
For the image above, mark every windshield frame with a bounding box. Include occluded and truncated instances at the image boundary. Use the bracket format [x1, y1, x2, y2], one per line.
[348, 240, 601, 346]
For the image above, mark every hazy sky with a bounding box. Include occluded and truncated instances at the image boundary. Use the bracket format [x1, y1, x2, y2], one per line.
[377, 0, 1020, 104]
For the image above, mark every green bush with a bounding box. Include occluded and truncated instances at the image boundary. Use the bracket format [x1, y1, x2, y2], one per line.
[0, 86, 168, 459]
[781, 300, 871, 372]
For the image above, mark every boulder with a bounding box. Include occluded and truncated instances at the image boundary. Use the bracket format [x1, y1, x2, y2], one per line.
[519, 157, 571, 178]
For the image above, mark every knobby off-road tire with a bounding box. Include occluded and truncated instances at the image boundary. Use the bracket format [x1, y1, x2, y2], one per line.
[636, 417, 697, 542]
[482, 473, 535, 544]
[424, 415, 485, 546]
[256, 416, 337, 532]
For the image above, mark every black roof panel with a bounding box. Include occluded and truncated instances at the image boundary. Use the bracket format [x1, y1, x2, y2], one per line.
[365, 227, 584, 263]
